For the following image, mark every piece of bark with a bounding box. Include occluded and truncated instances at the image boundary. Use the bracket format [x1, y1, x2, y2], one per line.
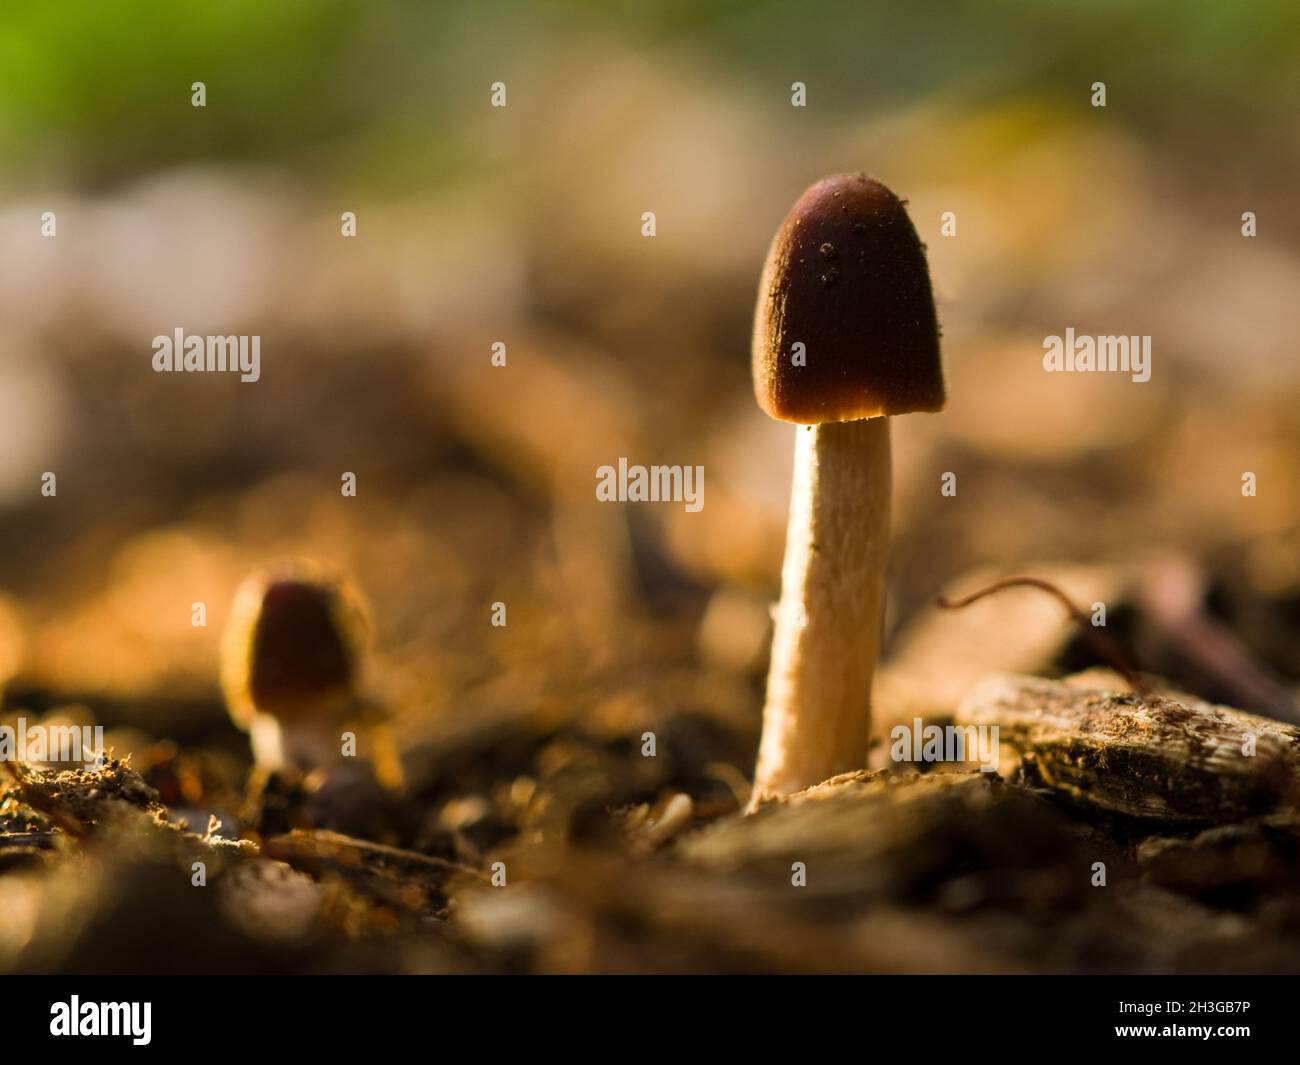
[956, 673, 1300, 822]
[264, 829, 482, 875]
[679, 770, 1100, 909]
[263, 829, 487, 915]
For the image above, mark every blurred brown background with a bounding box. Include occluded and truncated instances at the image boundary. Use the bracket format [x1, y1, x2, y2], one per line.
[2, 0, 1297, 736]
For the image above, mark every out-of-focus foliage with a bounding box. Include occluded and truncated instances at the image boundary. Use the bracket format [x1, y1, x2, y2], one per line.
[1, 0, 1296, 185]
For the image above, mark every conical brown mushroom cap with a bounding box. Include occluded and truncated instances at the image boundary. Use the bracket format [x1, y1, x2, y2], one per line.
[220, 561, 369, 730]
[752, 173, 945, 424]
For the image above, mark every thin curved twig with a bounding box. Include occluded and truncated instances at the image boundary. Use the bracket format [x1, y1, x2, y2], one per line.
[936, 576, 1150, 695]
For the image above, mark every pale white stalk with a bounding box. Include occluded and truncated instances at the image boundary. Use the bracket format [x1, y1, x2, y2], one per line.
[749, 416, 890, 807]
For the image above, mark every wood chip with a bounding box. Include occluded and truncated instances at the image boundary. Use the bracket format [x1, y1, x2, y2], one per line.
[956, 673, 1300, 822]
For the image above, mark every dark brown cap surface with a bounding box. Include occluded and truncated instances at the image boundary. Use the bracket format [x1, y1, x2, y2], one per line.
[752, 173, 945, 424]
[221, 562, 369, 729]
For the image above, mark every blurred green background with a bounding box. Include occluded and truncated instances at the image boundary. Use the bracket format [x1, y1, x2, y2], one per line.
[2, 1, 1297, 181]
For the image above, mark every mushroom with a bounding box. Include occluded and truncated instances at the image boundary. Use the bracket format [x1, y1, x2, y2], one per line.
[748, 173, 945, 807]
[220, 560, 371, 773]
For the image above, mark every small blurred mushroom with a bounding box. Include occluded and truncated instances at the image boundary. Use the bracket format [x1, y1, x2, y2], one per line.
[220, 561, 400, 785]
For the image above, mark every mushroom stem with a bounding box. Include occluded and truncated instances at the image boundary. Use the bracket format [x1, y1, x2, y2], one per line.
[749, 416, 890, 808]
